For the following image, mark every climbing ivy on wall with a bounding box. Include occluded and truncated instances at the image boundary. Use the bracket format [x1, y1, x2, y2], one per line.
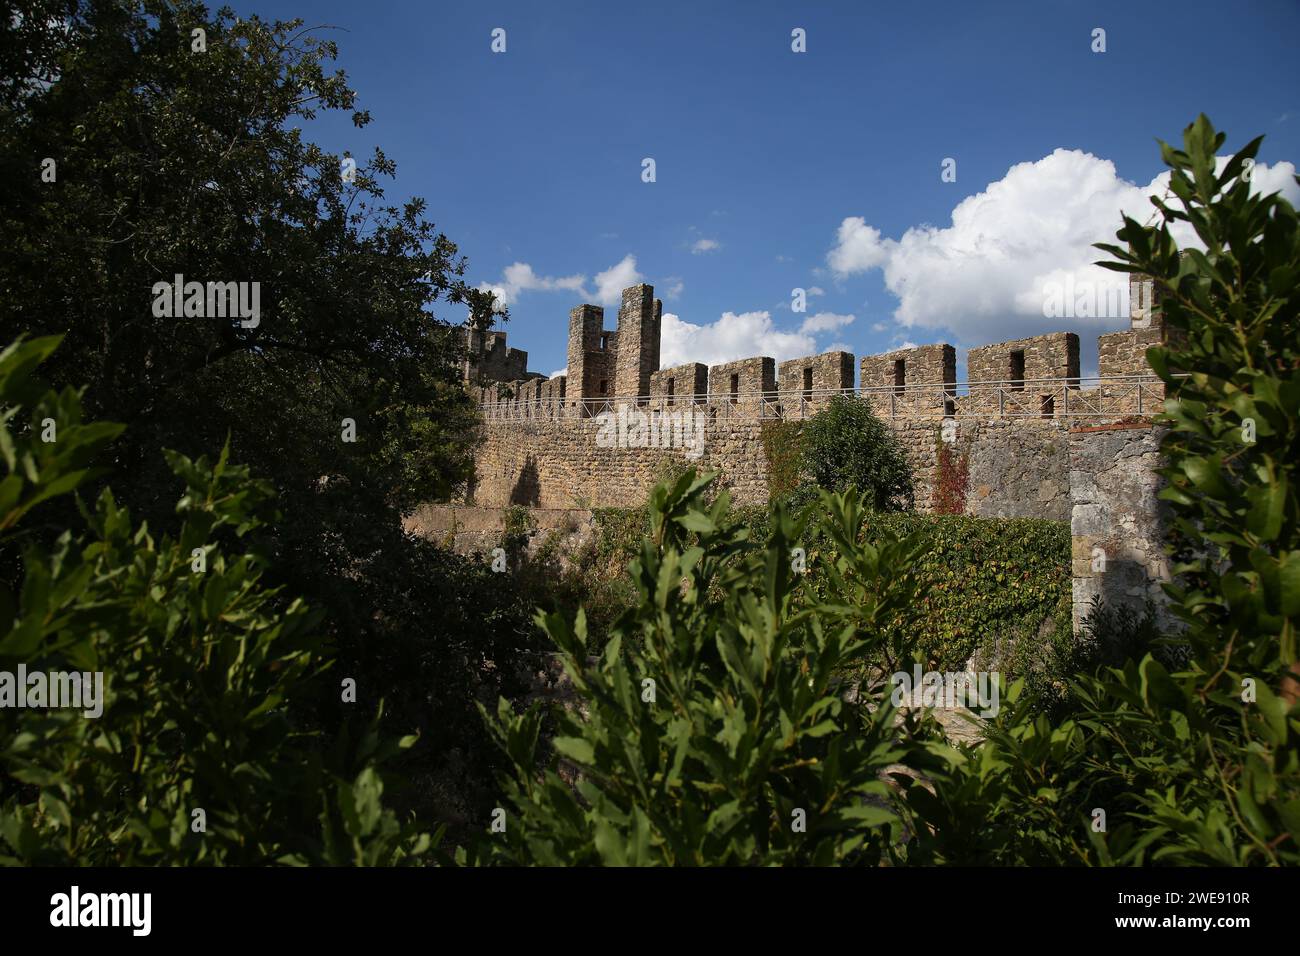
[582, 505, 1069, 671]
[760, 419, 805, 501]
[932, 429, 970, 515]
[801, 512, 1070, 669]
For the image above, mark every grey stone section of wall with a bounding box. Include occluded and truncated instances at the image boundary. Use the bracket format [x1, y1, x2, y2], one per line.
[888, 418, 1072, 520]
[1069, 423, 1174, 634]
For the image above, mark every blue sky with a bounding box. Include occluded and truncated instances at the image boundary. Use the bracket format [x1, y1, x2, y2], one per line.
[236, 0, 1300, 381]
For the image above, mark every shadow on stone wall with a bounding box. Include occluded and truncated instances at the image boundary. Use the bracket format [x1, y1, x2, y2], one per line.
[510, 456, 541, 506]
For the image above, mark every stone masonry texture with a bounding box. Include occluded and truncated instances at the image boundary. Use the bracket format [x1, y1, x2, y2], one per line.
[453, 283, 1176, 636]
[860, 344, 955, 416]
[613, 284, 659, 402]
[650, 362, 708, 403]
[1068, 423, 1173, 633]
[965, 332, 1079, 417]
[777, 351, 854, 415]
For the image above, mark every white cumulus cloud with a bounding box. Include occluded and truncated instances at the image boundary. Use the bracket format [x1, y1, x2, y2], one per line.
[826, 149, 1300, 342]
[798, 311, 855, 335]
[477, 262, 586, 309]
[660, 311, 816, 368]
[478, 255, 645, 310]
[592, 254, 644, 305]
[691, 238, 721, 254]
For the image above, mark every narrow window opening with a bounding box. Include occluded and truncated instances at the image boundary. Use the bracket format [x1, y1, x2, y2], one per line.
[802, 367, 813, 401]
[893, 359, 906, 395]
[1009, 350, 1025, 391]
[730, 373, 739, 404]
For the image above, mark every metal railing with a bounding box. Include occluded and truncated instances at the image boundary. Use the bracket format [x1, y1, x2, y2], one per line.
[476, 375, 1166, 423]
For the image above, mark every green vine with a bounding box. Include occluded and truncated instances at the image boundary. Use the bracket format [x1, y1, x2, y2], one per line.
[760, 419, 805, 500]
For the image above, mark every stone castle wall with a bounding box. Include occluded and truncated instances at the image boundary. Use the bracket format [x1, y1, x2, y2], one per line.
[468, 417, 770, 509]
[463, 329, 533, 385]
[460, 276, 1170, 525]
[466, 413, 1075, 520]
[860, 344, 956, 417]
[450, 277, 1180, 640]
[650, 362, 708, 403]
[1068, 423, 1174, 632]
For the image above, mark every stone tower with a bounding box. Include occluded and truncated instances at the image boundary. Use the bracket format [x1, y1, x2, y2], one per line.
[613, 284, 660, 401]
[563, 284, 662, 414]
[567, 304, 612, 414]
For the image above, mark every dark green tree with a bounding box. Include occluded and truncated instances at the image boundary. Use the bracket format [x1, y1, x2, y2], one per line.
[798, 395, 914, 511]
[0, 0, 536, 825]
[0, 336, 430, 865]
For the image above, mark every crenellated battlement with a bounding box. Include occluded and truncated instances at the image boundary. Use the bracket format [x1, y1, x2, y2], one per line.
[470, 278, 1174, 422]
[459, 279, 1177, 521]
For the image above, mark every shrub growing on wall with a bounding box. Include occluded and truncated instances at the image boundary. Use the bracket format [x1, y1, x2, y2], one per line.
[798, 396, 913, 511]
[804, 513, 1071, 670]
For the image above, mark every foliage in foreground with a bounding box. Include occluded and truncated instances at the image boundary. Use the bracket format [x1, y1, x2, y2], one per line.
[530, 503, 1069, 671]
[1, 0, 534, 821]
[0, 337, 427, 865]
[479, 118, 1298, 867]
[478, 474, 919, 865]
[901, 115, 1300, 866]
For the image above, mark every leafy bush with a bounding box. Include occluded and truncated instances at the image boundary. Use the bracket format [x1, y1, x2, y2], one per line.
[510, 508, 643, 648]
[797, 396, 913, 511]
[981, 597, 1168, 721]
[554, 505, 1069, 672]
[809, 513, 1069, 671]
[0, 337, 426, 865]
[0, 2, 534, 829]
[476, 473, 918, 865]
[501, 505, 537, 555]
